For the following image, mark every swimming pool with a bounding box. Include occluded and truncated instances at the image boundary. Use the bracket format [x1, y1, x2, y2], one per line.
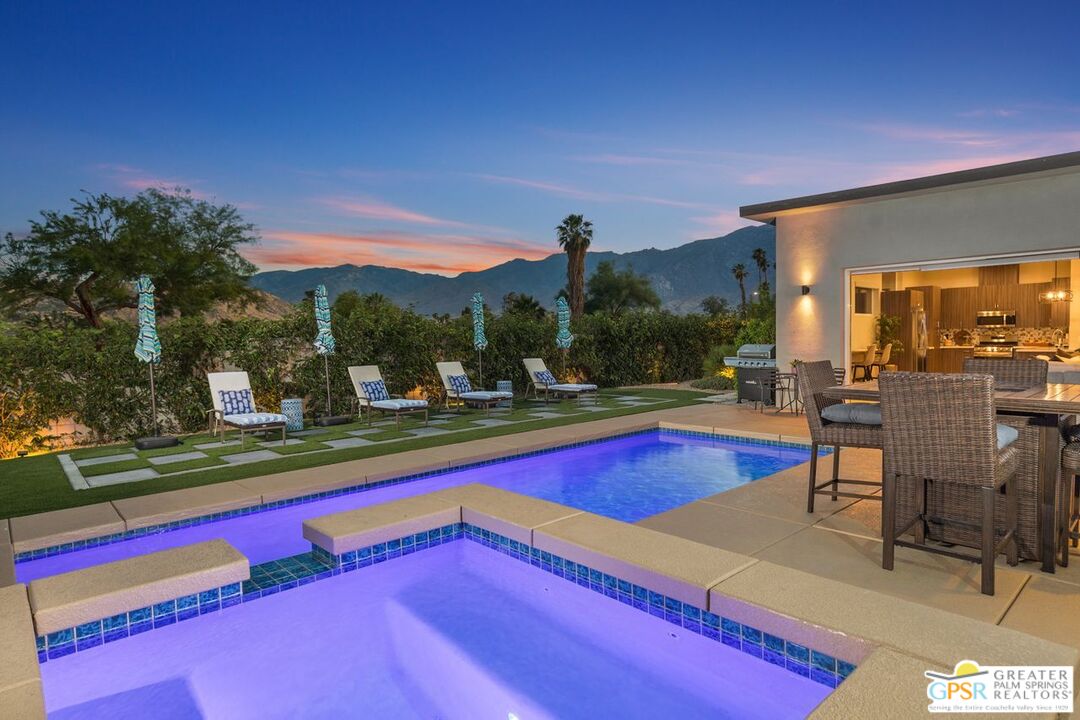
[40, 539, 831, 719]
[17, 430, 813, 583]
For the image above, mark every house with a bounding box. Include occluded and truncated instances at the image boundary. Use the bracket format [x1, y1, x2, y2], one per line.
[740, 151, 1080, 376]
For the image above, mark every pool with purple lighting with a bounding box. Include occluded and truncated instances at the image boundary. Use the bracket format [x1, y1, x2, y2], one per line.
[41, 539, 831, 719]
[18, 430, 813, 584]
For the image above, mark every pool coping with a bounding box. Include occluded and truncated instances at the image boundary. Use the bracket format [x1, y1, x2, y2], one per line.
[8, 422, 815, 563]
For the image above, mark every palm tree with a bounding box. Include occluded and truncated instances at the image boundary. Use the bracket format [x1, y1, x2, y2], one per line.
[556, 214, 593, 318]
[752, 248, 769, 289]
[731, 263, 748, 311]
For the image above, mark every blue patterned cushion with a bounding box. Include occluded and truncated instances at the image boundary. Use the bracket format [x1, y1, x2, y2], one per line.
[360, 379, 390, 401]
[448, 374, 472, 395]
[219, 389, 255, 415]
[534, 370, 558, 385]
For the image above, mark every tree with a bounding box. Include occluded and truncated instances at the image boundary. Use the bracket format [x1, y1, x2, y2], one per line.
[0, 189, 258, 327]
[555, 214, 593, 319]
[502, 292, 546, 319]
[701, 295, 731, 316]
[584, 261, 660, 315]
[752, 247, 769, 289]
[731, 263, 748, 312]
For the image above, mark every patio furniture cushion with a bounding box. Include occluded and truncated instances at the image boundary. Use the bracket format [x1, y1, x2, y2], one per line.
[448, 374, 472, 395]
[223, 412, 288, 426]
[459, 391, 513, 402]
[360, 379, 390, 401]
[371, 399, 428, 411]
[550, 383, 598, 392]
[218, 389, 255, 415]
[996, 423, 1019, 451]
[534, 370, 558, 385]
[821, 402, 882, 425]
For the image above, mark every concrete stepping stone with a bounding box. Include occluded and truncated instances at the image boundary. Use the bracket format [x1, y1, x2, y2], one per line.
[427, 418, 452, 425]
[345, 428, 382, 437]
[430, 413, 458, 419]
[220, 450, 280, 464]
[58, 455, 90, 491]
[289, 428, 330, 437]
[75, 452, 138, 468]
[471, 418, 515, 427]
[526, 411, 565, 420]
[147, 451, 209, 466]
[194, 440, 241, 450]
[324, 437, 375, 449]
[84, 468, 160, 487]
[578, 405, 609, 412]
[405, 427, 452, 437]
[258, 438, 306, 448]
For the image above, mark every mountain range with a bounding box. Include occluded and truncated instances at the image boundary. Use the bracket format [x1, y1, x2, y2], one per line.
[250, 224, 775, 315]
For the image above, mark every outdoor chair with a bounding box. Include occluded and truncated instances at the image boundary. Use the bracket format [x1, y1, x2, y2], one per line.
[962, 357, 1048, 389]
[852, 343, 877, 382]
[206, 371, 288, 447]
[879, 372, 1019, 596]
[797, 360, 883, 512]
[870, 343, 892, 379]
[1060, 441, 1080, 567]
[436, 361, 513, 414]
[347, 365, 429, 428]
[523, 358, 598, 404]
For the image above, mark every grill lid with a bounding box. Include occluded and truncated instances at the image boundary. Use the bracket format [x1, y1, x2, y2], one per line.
[736, 343, 777, 359]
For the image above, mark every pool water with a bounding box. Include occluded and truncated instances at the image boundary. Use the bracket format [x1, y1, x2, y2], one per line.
[18, 431, 812, 583]
[41, 541, 830, 719]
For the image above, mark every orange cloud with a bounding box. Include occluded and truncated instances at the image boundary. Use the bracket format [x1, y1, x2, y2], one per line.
[248, 229, 554, 275]
[95, 163, 211, 199]
[316, 196, 463, 226]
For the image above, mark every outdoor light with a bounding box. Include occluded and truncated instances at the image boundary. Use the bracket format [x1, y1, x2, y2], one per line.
[801, 285, 811, 295]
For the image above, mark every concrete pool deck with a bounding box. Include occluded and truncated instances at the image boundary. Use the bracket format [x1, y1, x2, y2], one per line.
[3, 398, 1079, 717]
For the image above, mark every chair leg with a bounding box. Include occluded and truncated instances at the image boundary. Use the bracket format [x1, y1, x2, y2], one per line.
[281, 425, 286, 447]
[1006, 475, 1018, 567]
[882, 473, 897, 571]
[980, 485, 996, 596]
[914, 477, 926, 545]
[831, 445, 841, 501]
[807, 443, 819, 513]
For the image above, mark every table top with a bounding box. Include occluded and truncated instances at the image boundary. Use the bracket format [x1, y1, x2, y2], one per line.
[822, 379, 1080, 415]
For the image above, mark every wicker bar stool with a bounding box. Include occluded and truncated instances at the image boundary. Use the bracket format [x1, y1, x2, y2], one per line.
[797, 360, 883, 512]
[1060, 443, 1080, 567]
[879, 372, 1019, 596]
[962, 357, 1048, 388]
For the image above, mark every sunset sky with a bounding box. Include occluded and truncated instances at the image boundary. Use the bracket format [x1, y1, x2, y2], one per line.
[1, 2, 1078, 275]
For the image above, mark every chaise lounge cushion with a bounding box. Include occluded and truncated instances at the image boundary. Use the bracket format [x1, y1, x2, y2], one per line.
[821, 402, 882, 425]
[549, 383, 598, 393]
[223, 412, 288, 426]
[995, 423, 1019, 450]
[371, 399, 428, 411]
[459, 391, 513, 402]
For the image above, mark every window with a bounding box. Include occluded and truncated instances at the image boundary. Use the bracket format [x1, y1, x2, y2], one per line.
[854, 286, 876, 315]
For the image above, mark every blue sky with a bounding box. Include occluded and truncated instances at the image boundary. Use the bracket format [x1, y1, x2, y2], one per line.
[1, 1, 1078, 274]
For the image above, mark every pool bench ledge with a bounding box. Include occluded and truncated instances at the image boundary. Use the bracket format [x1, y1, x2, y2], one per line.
[27, 539, 249, 637]
[0, 584, 46, 719]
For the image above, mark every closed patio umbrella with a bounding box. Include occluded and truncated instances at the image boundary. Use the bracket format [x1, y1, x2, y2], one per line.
[472, 292, 488, 387]
[132, 276, 176, 449]
[313, 284, 337, 415]
[555, 296, 574, 375]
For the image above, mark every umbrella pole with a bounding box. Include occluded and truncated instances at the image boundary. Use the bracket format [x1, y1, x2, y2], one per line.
[149, 362, 159, 437]
[323, 354, 332, 416]
[478, 349, 483, 389]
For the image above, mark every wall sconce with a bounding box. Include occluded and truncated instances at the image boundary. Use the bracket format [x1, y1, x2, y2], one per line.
[801, 285, 811, 296]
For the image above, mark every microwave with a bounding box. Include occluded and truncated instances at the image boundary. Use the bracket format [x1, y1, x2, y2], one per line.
[975, 310, 1016, 328]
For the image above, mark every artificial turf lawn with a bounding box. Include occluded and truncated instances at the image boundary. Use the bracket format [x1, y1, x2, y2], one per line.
[0, 389, 702, 518]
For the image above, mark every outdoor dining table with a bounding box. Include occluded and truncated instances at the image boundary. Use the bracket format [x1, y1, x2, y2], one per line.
[822, 379, 1080, 573]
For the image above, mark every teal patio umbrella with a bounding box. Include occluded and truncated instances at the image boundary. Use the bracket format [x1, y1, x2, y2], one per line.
[134, 275, 163, 438]
[555, 296, 574, 374]
[313, 284, 337, 415]
[471, 292, 488, 386]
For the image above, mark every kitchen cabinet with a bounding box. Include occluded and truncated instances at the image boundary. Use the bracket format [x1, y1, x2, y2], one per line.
[940, 282, 1069, 329]
[926, 346, 974, 373]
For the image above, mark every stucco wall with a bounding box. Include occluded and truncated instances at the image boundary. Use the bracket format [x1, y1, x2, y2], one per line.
[772, 169, 1080, 370]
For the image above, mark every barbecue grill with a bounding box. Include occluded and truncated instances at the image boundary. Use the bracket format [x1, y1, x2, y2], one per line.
[724, 344, 778, 404]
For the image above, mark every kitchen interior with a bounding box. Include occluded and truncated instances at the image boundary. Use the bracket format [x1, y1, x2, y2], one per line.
[850, 259, 1080, 376]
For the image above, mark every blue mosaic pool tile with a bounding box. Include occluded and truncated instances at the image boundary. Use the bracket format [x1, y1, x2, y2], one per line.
[812, 650, 837, 674]
[838, 660, 856, 680]
[786, 641, 810, 665]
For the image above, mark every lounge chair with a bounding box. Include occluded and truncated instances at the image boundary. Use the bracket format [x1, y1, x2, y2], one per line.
[436, 361, 513, 414]
[347, 365, 429, 428]
[206, 371, 288, 447]
[523, 358, 598, 404]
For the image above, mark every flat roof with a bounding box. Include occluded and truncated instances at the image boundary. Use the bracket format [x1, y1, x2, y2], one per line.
[740, 150, 1080, 222]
